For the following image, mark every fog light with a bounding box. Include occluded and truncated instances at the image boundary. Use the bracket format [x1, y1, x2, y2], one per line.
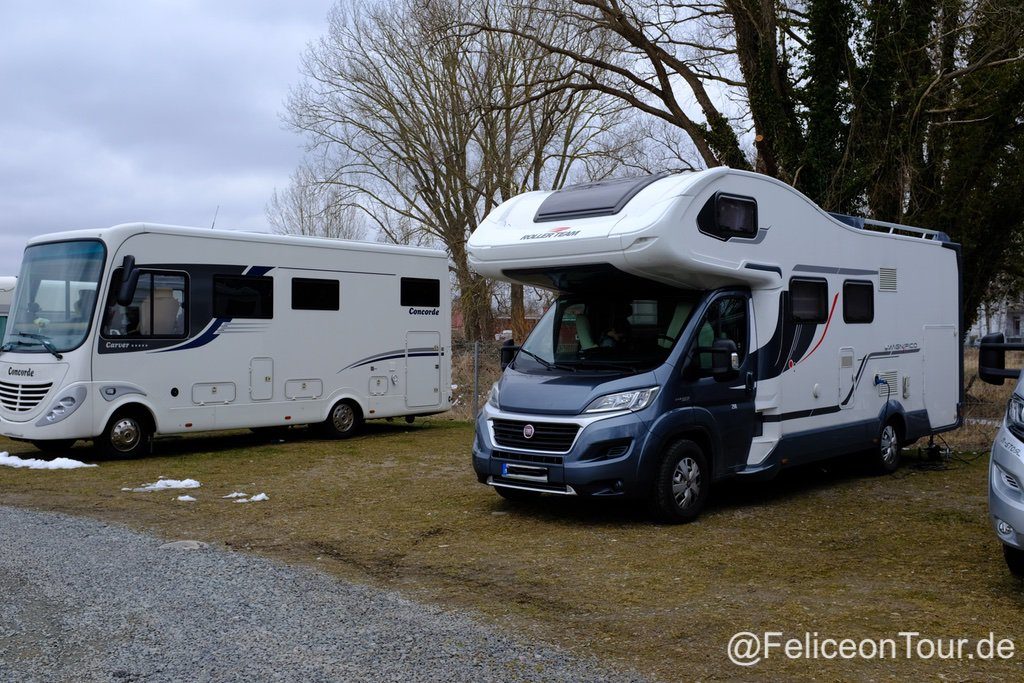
[997, 519, 1015, 536]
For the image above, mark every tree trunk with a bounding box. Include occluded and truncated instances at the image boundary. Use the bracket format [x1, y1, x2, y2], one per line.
[510, 283, 529, 344]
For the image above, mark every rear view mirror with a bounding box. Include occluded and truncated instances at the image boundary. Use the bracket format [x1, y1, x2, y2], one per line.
[500, 340, 518, 371]
[116, 255, 140, 307]
[979, 332, 1018, 385]
[711, 338, 739, 378]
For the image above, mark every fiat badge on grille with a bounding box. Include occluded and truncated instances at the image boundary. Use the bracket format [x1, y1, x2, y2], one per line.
[523, 424, 535, 439]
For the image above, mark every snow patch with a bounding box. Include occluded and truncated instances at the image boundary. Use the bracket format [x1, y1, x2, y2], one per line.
[0, 451, 97, 470]
[233, 492, 269, 503]
[222, 491, 248, 498]
[176, 495, 197, 502]
[122, 477, 201, 492]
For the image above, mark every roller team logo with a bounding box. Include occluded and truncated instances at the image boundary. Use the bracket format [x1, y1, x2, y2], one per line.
[520, 226, 581, 240]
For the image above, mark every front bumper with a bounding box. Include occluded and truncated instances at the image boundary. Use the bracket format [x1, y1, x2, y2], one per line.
[472, 403, 653, 497]
[989, 424, 1024, 550]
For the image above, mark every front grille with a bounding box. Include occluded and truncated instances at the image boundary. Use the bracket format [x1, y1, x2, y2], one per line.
[0, 380, 53, 412]
[493, 450, 564, 465]
[491, 419, 579, 453]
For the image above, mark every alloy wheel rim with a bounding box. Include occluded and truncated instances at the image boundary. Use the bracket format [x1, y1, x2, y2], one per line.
[880, 425, 898, 465]
[332, 404, 354, 432]
[671, 456, 701, 509]
[110, 418, 140, 452]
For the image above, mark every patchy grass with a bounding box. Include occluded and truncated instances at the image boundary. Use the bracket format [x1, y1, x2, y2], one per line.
[1, 412, 1022, 681]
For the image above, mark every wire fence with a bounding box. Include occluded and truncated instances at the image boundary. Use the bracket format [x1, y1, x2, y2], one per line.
[449, 340, 506, 420]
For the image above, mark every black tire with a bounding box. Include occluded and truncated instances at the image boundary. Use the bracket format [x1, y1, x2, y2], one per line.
[873, 420, 902, 474]
[31, 439, 77, 455]
[319, 399, 363, 439]
[95, 411, 152, 458]
[1004, 544, 1024, 578]
[494, 485, 539, 502]
[648, 439, 710, 523]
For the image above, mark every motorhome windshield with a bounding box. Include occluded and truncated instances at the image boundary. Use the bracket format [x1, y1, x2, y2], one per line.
[518, 291, 701, 372]
[1, 240, 105, 354]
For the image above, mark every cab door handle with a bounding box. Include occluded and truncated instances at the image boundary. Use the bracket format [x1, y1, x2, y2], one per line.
[745, 372, 754, 395]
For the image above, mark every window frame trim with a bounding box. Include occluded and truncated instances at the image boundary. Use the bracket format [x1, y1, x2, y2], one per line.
[100, 267, 190, 340]
[842, 279, 875, 324]
[789, 277, 829, 324]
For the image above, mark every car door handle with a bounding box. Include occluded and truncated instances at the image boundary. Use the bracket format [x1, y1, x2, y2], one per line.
[745, 372, 754, 395]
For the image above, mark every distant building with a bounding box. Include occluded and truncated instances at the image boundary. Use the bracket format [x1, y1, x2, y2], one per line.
[968, 298, 1024, 344]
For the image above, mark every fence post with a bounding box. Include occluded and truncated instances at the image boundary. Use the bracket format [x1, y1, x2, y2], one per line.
[472, 340, 481, 416]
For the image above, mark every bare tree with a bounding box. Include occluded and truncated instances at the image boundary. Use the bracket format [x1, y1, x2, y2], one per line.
[286, 0, 641, 340]
[477, 0, 1024, 330]
[267, 163, 367, 240]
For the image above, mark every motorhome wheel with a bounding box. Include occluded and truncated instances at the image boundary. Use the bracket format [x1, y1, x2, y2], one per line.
[321, 400, 363, 439]
[874, 422, 902, 474]
[649, 439, 709, 523]
[97, 412, 151, 458]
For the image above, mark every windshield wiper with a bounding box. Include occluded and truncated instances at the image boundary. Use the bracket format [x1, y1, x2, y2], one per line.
[515, 347, 576, 372]
[10, 332, 64, 360]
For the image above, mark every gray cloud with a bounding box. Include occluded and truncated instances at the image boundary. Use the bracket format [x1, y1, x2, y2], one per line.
[0, 0, 334, 275]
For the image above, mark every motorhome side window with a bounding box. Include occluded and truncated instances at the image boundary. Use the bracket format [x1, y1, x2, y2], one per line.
[695, 296, 747, 372]
[292, 278, 339, 311]
[102, 270, 187, 338]
[790, 278, 828, 323]
[697, 193, 757, 240]
[401, 277, 440, 307]
[843, 280, 874, 323]
[213, 275, 273, 319]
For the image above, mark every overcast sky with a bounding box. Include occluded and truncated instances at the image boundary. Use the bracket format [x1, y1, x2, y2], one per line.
[0, 0, 336, 275]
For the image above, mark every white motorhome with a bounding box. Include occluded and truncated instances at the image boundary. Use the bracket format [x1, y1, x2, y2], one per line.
[468, 168, 961, 521]
[0, 276, 15, 341]
[0, 225, 451, 456]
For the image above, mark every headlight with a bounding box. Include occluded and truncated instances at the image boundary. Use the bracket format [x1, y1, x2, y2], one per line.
[1008, 396, 1024, 435]
[487, 382, 500, 409]
[583, 386, 660, 414]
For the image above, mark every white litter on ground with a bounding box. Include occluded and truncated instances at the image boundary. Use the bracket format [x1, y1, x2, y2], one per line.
[122, 477, 201, 492]
[176, 495, 197, 502]
[223, 492, 248, 498]
[0, 452, 98, 470]
[233, 492, 269, 503]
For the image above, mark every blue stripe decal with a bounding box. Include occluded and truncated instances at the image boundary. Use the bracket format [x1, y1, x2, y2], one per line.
[339, 349, 440, 372]
[153, 318, 229, 353]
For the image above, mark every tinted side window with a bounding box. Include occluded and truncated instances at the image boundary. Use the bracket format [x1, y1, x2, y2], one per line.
[213, 275, 273, 319]
[843, 280, 874, 323]
[401, 278, 440, 307]
[292, 278, 339, 311]
[790, 278, 828, 323]
[697, 193, 758, 240]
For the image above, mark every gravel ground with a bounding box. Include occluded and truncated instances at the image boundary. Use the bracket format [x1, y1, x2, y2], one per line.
[0, 506, 644, 683]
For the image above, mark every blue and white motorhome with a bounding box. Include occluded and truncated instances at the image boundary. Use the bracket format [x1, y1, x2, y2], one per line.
[0, 225, 451, 456]
[467, 168, 962, 522]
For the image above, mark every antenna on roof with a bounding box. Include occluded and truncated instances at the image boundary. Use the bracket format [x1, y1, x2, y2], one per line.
[211, 205, 220, 229]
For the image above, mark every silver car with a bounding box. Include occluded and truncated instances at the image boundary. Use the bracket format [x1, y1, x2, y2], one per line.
[980, 333, 1024, 576]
